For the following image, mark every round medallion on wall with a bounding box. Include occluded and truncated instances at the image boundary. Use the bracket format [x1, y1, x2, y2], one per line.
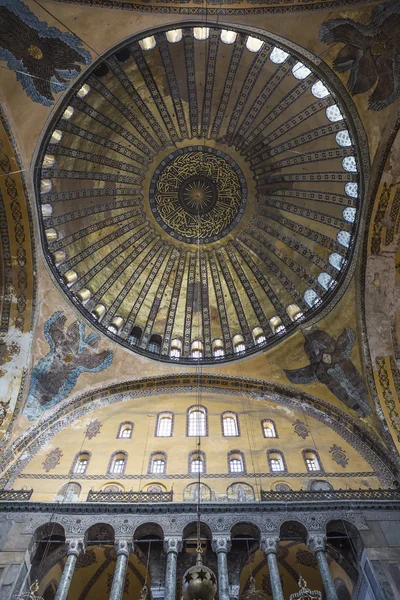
[149, 146, 247, 244]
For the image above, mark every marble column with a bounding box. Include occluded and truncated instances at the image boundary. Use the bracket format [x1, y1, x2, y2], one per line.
[109, 540, 130, 600]
[260, 537, 284, 600]
[308, 534, 339, 600]
[212, 537, 231, 600]
[164, 537, 182, 600]
[54, 539, 82, 600]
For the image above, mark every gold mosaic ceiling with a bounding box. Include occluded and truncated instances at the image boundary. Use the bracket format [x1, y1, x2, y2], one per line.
[35, 23, 363, 364]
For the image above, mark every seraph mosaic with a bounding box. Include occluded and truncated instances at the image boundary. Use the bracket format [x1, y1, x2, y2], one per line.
[319, 0, 400, 111]
[24, 312, 113, 420]
[0, 0, 91, 106]
[284, 327, 371, 417]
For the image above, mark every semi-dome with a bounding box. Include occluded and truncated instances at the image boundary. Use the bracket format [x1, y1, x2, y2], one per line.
[34, 23, 362, 364]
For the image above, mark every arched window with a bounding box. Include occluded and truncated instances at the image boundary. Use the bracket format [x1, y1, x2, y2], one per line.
[212, 339, 225, 358]
[77, 84, 90, 98]
[304, 289, 320, 308]
[55, 482, 81, 503]
[329, 253, 344, 271]
[246, 36, 263, 52]
[252, 327, 266, 345]
[343, 207, 356, 223]
[72, 452, 90, 474]
[326, 104, 343, 122]
[342, 156, 357, 172]
[117, 422, 133, 439]
[270, 316, 286, 334]
[187, 406, 207, 436]
[193, 27, 210, 40]
[345, 182, 358, 198]
[156, 413, 173, 437]
[318, 272, 334, 291]
[170, 339, 182, 358]
[303, 449, 323, 472]
[128, 326, 142, 346]
[267, 450, 286, 472]
[189, 451, 206, 474]
[220, 30, 237, 44]
[191, 339, 203, 359]
[286, 304, 304, 322]
[335, 130, 352, 147]
[262, 419, 277, 438]
[108, 451, 127, 474]
[232, 334, 245, 353]
[311, 80, 330, 98]
[108, 316, 124, 335]
[228, 451, 245, 474]
[166, 29, 182, 43]
[139, 36, 156, 51]
[270, 47, 289, 64]
[292, 62, 311, 80]
[222, 412, 239, 437]
[337, 230, 351, 248]
[149, 452, 166, 474]
[148, 334, 162, 354]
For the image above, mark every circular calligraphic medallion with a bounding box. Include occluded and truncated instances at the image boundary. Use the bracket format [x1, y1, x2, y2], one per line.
[150, 146, 247, 244]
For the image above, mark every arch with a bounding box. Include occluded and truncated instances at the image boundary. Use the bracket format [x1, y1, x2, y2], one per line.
[134, 522, 164, 541]
[221, 411, 240, 437]
[117, 421, 134, 439]
[155, 412, 173, 437]
[144, 482, 167, 493]
[261, 419, 277, 438]
[85, 523, 115, 545]
[148, 334, 162, 354]
[228, 450, 246, 474]
[252, 327, 266, 345]
[310, 480, 332, 491]
[267, 449, 286, 473]
[148, 451, 167, 474]
[170, 338, 182, 358]
[232, 334, 245, 353]
[70, 451, 91, 475]
[279, 520, 308, 543]
[3, 375, 395, 488]
[55, 482, 81, 502]
[107, 450, 128, 475]
[227, 483, 255, 502]
[187, 405, 208, 436]
[302, 449, 324, 473]
[128, 326, 142, 346]
[212, 338, 225, 358]
[269, 316, 285, 334]
[191, 339, 203, 358]
[189, 450, 206, 474]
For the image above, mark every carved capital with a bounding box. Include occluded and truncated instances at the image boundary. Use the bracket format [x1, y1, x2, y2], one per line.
[260, 536, 280, 556]
[212, 536, 231, 554]
[307, 534, 326, 553]
[164, 536, 182, 554]
[66, 538, 84, 557]
[115, 538, 130, 557]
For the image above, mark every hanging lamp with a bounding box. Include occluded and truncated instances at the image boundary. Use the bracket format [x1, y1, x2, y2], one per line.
[13, 580, 44, 600]
[289, 576, 322, 600]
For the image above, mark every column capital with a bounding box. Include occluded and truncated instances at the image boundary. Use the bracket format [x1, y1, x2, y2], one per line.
[211, 536, 231, 554]
[260, 536, 280, 555]
[66, 538, 83, 557]
[164, 536, 182, 554]
[115, 539, 131, 557]
[307, 533, 327, 553]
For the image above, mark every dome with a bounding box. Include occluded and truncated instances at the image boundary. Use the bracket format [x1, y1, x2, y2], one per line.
[34, 23, 362, 364]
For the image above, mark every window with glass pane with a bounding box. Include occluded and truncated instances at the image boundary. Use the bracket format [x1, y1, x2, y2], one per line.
[112, 459, 125, 473]
[262, 420, 276, 438]
[305, 457, 320, 471]
[223, 415, 238, 436]
[157, 415, 172, 437]
[121, 428, 131, 438]
[152, 459, 165, 473]
[188, 409, 206, 436]
[270, 458, 284, 472]
[75, 459, 88, 474]
[191, 458, 204, 473]
[230, 458, 243, 473]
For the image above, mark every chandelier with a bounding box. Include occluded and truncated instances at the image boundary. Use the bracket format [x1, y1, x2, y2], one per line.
[240, 576, 269, 600]
[13, 580, 44, 600]
[289, 577, 322, 600]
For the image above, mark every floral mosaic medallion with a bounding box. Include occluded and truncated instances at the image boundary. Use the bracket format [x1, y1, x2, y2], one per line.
[85, 419, 102, 440]
[42, 447, 63, 472]
[329, 444, 349, 468]
[319, 0, 400, 111]
[296, 548, 318, 569]
[76, 549, 97, 570]
[0, 0, 91, 105]
[24, 312, 113, 421]
[292, 419, 309, 439]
